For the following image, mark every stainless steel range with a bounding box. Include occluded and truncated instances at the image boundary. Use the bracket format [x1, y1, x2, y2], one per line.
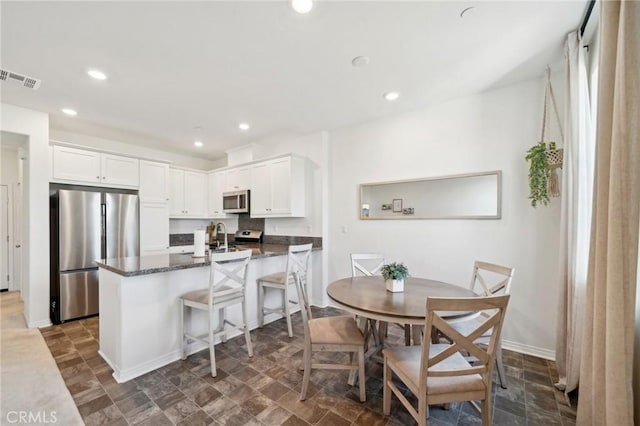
[233, 229, 263, 245]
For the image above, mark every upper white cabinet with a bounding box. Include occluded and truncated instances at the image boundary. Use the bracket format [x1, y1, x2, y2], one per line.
[208, 171, 229, 218]
[139, 161, 170, 203]
[225, 166, 250, 191]
[52, 145, 139, 188]
[169, 168, 207, 217]
[250, 156, 306, 218]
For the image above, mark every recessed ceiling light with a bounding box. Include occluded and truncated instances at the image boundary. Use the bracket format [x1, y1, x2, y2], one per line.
[62, 108, 77, 116]
[291, 0, 313, 14]
[87, 69, 107, 80]
[194, 140, 203, 148]
[384, 92, 400, 101]
[351, 56, 370, 67]
[238, 123, 250, 131]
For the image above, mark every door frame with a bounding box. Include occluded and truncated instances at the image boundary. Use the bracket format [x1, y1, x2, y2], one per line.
[0, 184, 13, 291]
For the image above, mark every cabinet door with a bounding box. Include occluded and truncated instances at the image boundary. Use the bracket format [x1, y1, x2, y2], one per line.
[101, 154, 139, 187]
[250, 162, 271, 216]
[52, 145, 101, 183]
[225, 167, 251, 191]
[208, 171, 228, 218]
[184, 171, 207, 217]
[139, 161, 169, 202]
[140, 202, 169, 255]
[168, 169, 185, 216]
[269, 158, 292, 215]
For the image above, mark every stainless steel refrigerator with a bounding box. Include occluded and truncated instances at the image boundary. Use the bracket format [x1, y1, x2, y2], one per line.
[50, 185, 139, 323]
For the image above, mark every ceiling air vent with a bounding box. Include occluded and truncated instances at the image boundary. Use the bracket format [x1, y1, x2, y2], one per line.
[0, 68, 42, 90]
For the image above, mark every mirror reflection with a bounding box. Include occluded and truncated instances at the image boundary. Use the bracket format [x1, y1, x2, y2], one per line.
[360, 171, 502, 220]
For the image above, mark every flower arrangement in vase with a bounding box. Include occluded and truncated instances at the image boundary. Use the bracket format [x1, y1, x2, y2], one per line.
[381, 262, 409, 293]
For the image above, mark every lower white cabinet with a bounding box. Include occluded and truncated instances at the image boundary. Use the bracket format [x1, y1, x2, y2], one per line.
[140, 202, 169, 255]
[250, 156, 306, 218]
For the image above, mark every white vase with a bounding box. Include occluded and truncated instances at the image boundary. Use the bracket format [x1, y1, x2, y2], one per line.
[386, 278, 404, 292]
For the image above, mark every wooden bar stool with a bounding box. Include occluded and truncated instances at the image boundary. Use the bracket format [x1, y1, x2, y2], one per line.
[257, 243, 313, 337]
[180, 249, 253, 377]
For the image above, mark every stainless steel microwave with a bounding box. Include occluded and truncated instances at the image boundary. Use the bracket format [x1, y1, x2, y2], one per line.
[223, 190, 250, 213]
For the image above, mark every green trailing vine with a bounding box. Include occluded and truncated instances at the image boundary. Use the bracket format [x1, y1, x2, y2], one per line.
[525, 141, 556, 207]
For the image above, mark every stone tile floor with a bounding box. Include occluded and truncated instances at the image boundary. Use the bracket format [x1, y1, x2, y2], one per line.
[41, 308, 577, 425]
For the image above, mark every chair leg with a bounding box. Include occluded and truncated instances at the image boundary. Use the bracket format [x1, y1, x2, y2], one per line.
[180, 301, 187, 360]
[383, 359, 391, 415]
[283, 284, 293, 338]
[404, 324, 412, 346]
[418, 394, 428, 426]
[482, 394, 492, 425]
[496, 341, 507, 389]
[358, 348, 366, 402]
[242, 300, 253, 357]
[209, 309, 217, 378]
[300, 347, 311, 401]
[219, 308, 227, 343]
[257, 281, 265, 328]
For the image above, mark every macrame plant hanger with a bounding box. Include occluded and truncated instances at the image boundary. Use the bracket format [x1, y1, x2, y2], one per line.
[541, 65, 565, 197]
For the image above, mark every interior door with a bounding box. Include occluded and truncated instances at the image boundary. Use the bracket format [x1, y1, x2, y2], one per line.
[0, 186, 9, 290]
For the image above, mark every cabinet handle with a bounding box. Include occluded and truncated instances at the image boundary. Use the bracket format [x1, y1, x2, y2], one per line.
[96, 176, 100, 180]
[103, 176, 106, 179]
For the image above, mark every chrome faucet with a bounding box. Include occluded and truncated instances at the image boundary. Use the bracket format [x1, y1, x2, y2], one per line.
[214, 222, 228, 252]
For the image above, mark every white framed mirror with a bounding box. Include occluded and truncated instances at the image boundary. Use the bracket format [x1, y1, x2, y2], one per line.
[359, 170, 502, 220]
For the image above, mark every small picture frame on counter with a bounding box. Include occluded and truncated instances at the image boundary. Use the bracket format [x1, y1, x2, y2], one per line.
[392, 199, 403, 212]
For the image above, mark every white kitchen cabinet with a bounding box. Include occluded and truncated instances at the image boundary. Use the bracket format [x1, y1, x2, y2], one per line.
[169, 168, 207, 217]
[101, 154, 139, 187]
[225, 166, 251, 191]
[208, 171, 229, 218]
[139, 161, 169, 202]
[168, 245, 195, 254]
[250, 156, 306, 218]
[52, 145, 102, 183]
[52, 145, 139, 188]
[140, 202, 169, 255]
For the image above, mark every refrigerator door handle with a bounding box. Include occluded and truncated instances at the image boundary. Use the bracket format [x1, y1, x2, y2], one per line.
[101, 203, 107, 259]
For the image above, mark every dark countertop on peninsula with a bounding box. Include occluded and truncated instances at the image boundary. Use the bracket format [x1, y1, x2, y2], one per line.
[95, 243, 321, 277]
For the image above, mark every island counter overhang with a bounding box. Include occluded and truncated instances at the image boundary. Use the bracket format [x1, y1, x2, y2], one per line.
[95, 246, 321, 383]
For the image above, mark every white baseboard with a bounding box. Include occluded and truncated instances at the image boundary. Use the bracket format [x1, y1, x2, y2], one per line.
[502, 339, 555, 361]
[27, 317, 52, 329]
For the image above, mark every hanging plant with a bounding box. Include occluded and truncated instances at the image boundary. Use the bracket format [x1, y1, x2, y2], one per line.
[525, 141, 557, 207]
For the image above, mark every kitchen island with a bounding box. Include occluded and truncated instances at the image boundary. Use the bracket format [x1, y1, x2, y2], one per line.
[96, 244, 321, 383]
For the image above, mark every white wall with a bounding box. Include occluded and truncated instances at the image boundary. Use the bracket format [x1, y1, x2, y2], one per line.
[50, 129, 222, 170]
[328, 76, 562, 356]
[1, 147, 19, 185]
[1, 103, 50, 327]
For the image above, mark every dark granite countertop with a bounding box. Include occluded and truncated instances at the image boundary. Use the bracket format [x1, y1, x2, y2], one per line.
[95, 243, 321, 277]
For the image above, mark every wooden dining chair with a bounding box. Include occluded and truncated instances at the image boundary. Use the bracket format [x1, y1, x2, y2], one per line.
[446, 261, 515, 388]
[350, 253, 412, 346]
[293, 272, 367, 402]
[180, 250, 253, 377]
[383, 295, 510, 426]
[257, 243, 313, 337]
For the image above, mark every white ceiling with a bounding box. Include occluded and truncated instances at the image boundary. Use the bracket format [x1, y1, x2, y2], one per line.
[1, 1, 586, 160]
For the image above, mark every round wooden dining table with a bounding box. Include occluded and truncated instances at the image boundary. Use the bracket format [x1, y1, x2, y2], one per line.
[328, 275, 479, 385]
[327, 275, 478, 325]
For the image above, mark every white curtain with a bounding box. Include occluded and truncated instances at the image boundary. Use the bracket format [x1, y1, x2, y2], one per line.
[554, 31, 596, 395]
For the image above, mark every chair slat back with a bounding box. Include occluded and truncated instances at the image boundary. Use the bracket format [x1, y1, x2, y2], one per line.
[350, 253, 385, 277]
[470, 261, 514, 296]
[419, 295, 510, 385]
[292, 271, 313, 340]
[209, 250, 252, 302]
[286, 244, 313, 286]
